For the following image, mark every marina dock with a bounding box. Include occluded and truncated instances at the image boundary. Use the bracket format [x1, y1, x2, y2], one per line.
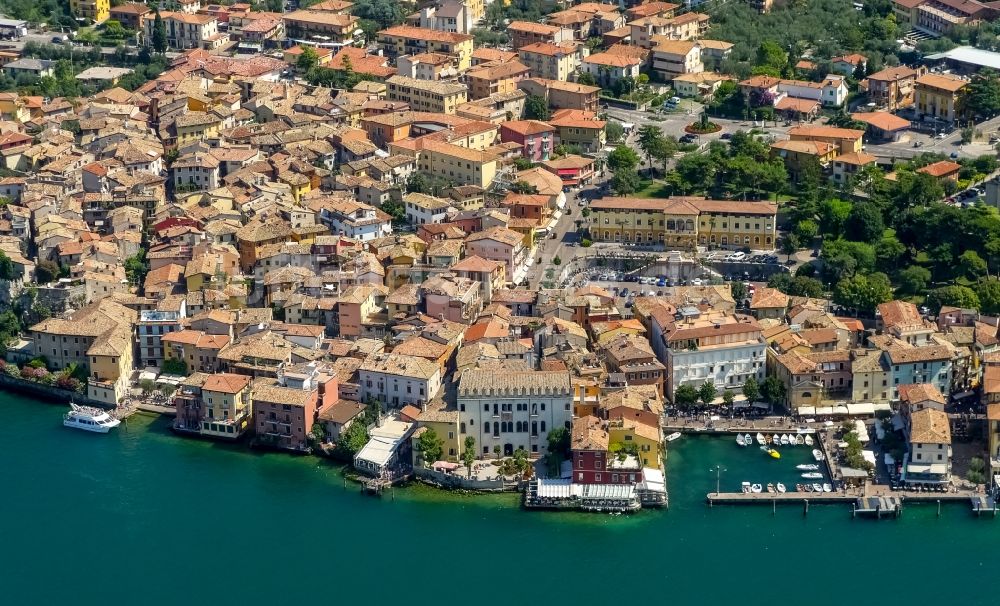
[706, 490, 990, 517]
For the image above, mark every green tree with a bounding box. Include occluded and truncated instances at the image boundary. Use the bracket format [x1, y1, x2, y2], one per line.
[674, 384, 699, 408]
[722, 389, 735, 408]
[742, 376, 759, 405]
[976, 278, 1000, 315]
[925, 285, 980, 312]
[780, 232, 799, 261]
[818, 198, 852, 238]
[607, 145, 640, 172]
[336, 420, 369, 458]
[698, 380, 718, 406]
[794, 219, 819, 244]
[611, 169, 641, 195]
[833, 272, 894, 313]
[161, 358, 187, 375]
[959, 249, 988, 280]
[416, 427, 445, 465]
[297, 46, 319, 72]
[731, 281, 748, 301]
[760, 376, 786, 407]
[578, 72, 597, 86]
[605, 120, 624, 144]
[0, 250, 16, 280]
[524, 94, 550, 120]
[124, 249, 149, 287]
[462, 436, 476, 476]
[509, 180, 539, 194]
[968, 69, 1000, 117]
[547, 426, 570, 461]
[846, 202, 885, 244]
[897, 265, 931, 295]
[637, 124, 664, 177]
[36, 260, 59, 283]
[152, 9, 168, 55]
[756, 40, 788, 73]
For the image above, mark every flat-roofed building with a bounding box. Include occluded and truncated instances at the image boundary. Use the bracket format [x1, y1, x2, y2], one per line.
[386, 75, 468, 114]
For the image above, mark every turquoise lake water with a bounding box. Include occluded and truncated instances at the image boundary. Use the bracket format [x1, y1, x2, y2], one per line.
[2, 392, 997, 606]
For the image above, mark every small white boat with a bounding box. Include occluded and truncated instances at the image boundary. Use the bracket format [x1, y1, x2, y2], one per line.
[822, 483, 832, 493]
[812, 449, 823, 461]
[771, 434, 780, 444]
[741, 481, 751, 494]
[63, 402, 120, 433]
[801, 472, 823, 479]
[804, 483, 814, 492]
[666, 432, 682, 442]
[796, 464, 820, 471]
[751, 483, 763, 493]
[736, 433, 746, 447]
[812, 483, 823, 492]
[804, 435, 814, 446]
[780, 434, 789, 445]
[795, 435, 804, 445]
[756, 432, 765, 445]
[776, 482, 787, 493]
[744, 433, 753, 445]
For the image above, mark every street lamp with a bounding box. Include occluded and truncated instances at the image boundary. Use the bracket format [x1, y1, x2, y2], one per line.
[711, 465, 727, 496]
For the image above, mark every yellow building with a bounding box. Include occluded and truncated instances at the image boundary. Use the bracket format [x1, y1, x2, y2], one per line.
[279, 171, 312, 203]
[588, 196, 701, 249]
[162, 330, 232, 374]
[27, 299, 136, 405]
[391, 138, 499, 189]
[572, 378, 600, 418]
[608, 418, 662, 469]
[517, 42, 582, 82]
[385, 75, 468, 115]
[200, 373, 254, 439]
[70, 0, 110, 23]
[0, 93, 30, 122]
[589, 196, 779, 251]
[174, 111, 222, 146]
[416, 403, 461, 461]
[378, 25, 474, 71]
[915, 72, 969, 123]
[696, 199, 778, 250]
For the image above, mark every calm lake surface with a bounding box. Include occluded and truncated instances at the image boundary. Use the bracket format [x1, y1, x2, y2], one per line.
[2, 392, 997, 606]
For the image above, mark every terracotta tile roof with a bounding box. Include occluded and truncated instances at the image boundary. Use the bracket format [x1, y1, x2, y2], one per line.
[915, 73, 969, 92]
[571, 415, 609, 451]
[508, 20, 562, 35]
[917, 160, 961, 177]
[584, 51, 642, 67]
[788, 125, 865, 140]
[750, 287, 788, 310]
[898, 383, 946, 405]
[378, 25, 472, 44]
[909, 407, 951, 444]
[771, 139, 836, 156]
[834, 151, 878, 166]
[202, 373, 252, 394]
[878, 300, 923, 329]
[866, 66, 919, 81]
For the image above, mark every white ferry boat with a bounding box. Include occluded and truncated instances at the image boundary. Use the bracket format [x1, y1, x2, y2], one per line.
[63, 402, 120, 433]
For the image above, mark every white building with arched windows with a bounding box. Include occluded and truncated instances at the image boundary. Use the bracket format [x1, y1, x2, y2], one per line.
[458, 370, 573, 457]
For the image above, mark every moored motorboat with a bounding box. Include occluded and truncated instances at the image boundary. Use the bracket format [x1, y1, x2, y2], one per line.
[751, 483, 763, 493]
[741, 481, 751, 494]
[804, 483, 814, 492]
[776, 482, 787, 493]
[804, 435, 814, 446]
[795, 483, 805, 492]
[795, 435, 804, 445]
[764, 434, 772, 445]
[736, 433, 746, 447]
[801, 472, 823, 479]
[771, 434, 781, 444]
[812, 483, 823, 492]
[796, 464, 820, 471]
[756, 432, 765, 445]
[812, 449, 823, 461]
[822, 483, 832, 493]
[744, 433, 753, 445]
[780, 434, 789, 445]
[63, 402, 120, 433]
[666, 432, 682, 442]
[766, 483, 775, 493]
